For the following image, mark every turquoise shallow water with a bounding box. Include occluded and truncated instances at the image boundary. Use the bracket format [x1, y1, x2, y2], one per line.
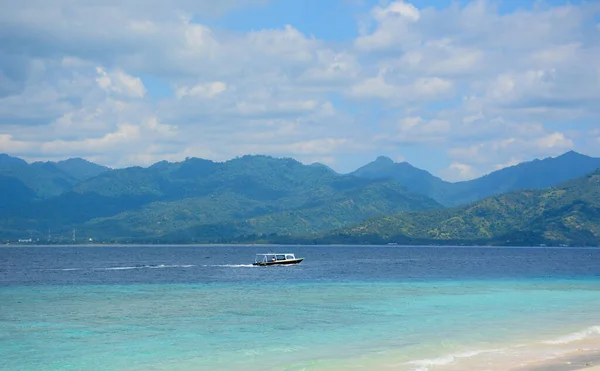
[1, 245, 600, 370]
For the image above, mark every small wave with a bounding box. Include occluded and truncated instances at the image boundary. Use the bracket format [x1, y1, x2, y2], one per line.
[203, 264, 255, 268]
[408, 348, 504, 371]
[543, 325, 600, 344]
[49, 268, 83, 271]
[49, 264, 195, 271]
[148, 264, 195, 269]
[243, 346, 301, 356]
[93, 264, 195, 270]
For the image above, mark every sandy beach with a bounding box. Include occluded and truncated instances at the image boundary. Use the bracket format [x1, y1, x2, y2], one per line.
[515, 349, 600, 371]
[371, 334, 600, 371]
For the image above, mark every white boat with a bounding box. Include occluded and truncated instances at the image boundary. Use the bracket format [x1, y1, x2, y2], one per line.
[253, 253, 304, 266]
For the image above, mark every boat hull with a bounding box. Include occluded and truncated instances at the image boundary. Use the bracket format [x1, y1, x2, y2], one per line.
[253, 258, 304, 266]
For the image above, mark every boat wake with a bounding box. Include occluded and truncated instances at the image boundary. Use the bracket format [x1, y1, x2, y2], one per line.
[203, 264, 256, 268]
[49, 264, 195, 271]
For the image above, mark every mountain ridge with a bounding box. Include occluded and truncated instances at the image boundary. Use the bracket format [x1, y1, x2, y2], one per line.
[312, 168, 600, 246]
[0, 154, 111, 198]
[1, 151, 599, 244]
[0, 155, 440, 242]
[351, 151, 600, 206]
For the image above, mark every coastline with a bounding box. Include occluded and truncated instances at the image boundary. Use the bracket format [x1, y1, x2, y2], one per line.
[3, 245, 599, 371]
[3, 243, 596, 248]
[304, 324, 600, 371]
[410, 328, 600, 371]
[518, 349, 600, 371]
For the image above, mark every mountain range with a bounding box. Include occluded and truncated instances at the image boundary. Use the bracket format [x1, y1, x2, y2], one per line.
[310, 168, 600, 246]
[1, 151, 599, 245]
[352, 150, 600, 206]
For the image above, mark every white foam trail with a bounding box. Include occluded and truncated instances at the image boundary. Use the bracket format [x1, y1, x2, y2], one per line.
[203, 264, 255, 268]
[94, 264, 195, 270]
[95, 266, 139, 270]
[543, 325, 600, 344]
[147, 264, 195, 269]
[49, 268, 83, 271]
[408, 348, 504, 371]
[50, 264, 195, 271]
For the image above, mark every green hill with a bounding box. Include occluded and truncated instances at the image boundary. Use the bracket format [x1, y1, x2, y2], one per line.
[318, 169, 600, 246]
[1, 155, 440, 242]
[2, 152, 600, 245]
[53, 158, 110, 181]
[0, 154, 110, 198]
[352, 151, 600, 206]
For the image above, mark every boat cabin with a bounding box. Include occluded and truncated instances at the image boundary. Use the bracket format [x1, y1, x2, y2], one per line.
[253, 253, 304, 266]
[255, 253, 296, 263]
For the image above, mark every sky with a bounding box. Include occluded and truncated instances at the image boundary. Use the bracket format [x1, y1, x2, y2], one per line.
[0, 0, 599, 181]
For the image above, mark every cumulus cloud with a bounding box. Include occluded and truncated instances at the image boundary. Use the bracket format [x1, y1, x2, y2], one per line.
[355, 1, 421, 52]
[441, 162, 479, 182]
[447, 131, 574, 176]
[175, 82, 227, 99]
[96, 67, 146, 98]
[0, 0, 598, 176]
[377, 116, 451, 145]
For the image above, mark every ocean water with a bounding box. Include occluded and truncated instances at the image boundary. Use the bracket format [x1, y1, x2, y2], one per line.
[1, 245, 600, 370]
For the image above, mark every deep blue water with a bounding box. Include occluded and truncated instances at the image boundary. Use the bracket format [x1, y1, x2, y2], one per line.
[1, 245, 600, 371]
[1, 244, 599, 286]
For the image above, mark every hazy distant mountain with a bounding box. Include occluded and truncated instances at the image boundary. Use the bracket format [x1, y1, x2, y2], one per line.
[351, 156, 450, 202]
[1, 155, 440, 242]
[320, 168, 600, 246]
[0, 175, 36, 208]
[53, 158, 110, 181]
[2, 151, 599, 244]
[0, 154, 110, 198]
[0, 154, 78, 198]
[0, 154, 28, 168]
[352, 151, 600, 206]
[447, 151, 600, 205]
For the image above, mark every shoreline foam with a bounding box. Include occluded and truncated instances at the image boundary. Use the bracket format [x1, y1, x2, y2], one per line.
[305, 324, 600, 371]
[516, 349, 600, 371]
[401, 326, 600, 371]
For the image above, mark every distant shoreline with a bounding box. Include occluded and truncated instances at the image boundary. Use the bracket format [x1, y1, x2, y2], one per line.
[2, 243, 596, 248]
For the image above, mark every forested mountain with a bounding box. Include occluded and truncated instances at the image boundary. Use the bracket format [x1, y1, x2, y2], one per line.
[0, 154, 110, 198]
[2, 151, 599, 245]
[0, 155, 439, 241]
[316, 169, 600, 246]
[351, 151, 600, 206]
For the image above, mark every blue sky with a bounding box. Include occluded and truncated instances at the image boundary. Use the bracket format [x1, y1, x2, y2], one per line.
[0, 0, 599, 180]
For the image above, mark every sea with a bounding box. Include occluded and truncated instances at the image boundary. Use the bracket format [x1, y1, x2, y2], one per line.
[1, 244, 600, 371]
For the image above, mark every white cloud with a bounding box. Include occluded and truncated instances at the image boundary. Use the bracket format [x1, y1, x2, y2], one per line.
[176, 81, 227, 99]
[0, 0, 599, 176]
[374, 1, 420, 21]
[348, 73, 453, 102]
[494, 158, 522, 171]
[387, 116, 451, 144]
[447, 131, 574, 175]
[297, 50, 361, 85]
[96, 67, 146, 98]
[534, 132, 573, 150]
[296, 156, 337, 167]
[355, 1, 421, 51]
[391, 39, 485, 77]
[235, 100, 319, 117]
[442, 162, 479, 182]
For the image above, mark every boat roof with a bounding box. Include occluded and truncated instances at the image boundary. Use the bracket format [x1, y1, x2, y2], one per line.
[255, 253, 295, 255]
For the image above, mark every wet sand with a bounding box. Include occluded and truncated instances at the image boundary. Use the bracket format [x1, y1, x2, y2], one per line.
[514, 349, 600, 371]
[384, 336, 600, 371]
